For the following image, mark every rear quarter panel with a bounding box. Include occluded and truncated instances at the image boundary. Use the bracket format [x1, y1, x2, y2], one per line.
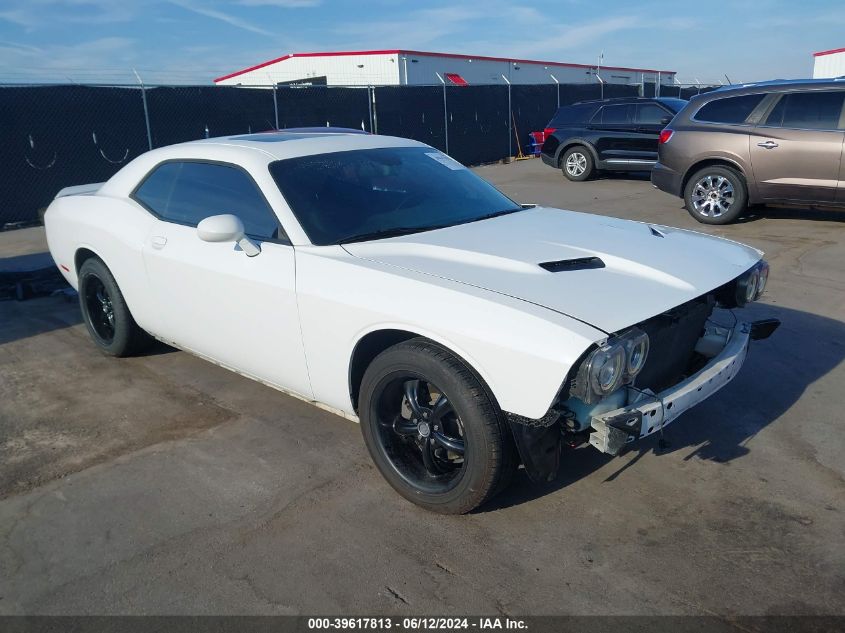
[44, 194, 157, 330]
[662, 125, 755, 198]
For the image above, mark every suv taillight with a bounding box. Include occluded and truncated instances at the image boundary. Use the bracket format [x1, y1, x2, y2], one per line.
[543, 127, 556, 137]
[658, 129, 674, 144]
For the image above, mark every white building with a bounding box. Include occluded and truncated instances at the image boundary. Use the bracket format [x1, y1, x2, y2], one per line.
[214, 49, 676, 88]
[813, 47, 845, 78]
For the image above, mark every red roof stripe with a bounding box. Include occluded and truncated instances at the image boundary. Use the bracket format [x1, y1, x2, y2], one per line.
[814, 47, 845, 57]
[213, 49, 675, 83]
[214, 54, 294, 82]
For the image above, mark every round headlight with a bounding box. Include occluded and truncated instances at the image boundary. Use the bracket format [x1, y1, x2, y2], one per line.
[756, 261, 769, 298]
[590, 345, 625, 395]
[734, 267, 761, 306]
[745, 268, 759, 303]
[627, 335, 649, 375]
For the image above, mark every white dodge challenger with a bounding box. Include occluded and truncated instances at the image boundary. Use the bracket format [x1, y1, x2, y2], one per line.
[45, 129, 779, 513]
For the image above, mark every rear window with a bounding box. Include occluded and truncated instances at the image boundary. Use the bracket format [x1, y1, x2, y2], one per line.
[694, 94, 766, 124]
[763, 91, 845, 130]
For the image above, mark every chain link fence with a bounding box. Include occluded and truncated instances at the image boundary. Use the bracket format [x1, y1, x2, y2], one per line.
[0, 81, 716, 229]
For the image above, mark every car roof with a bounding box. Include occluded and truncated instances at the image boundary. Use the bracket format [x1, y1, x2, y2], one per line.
[174, 129, 427, 160]
[708, 77, 845, 96]
[569, 96, 665, 106]
[97, 130, 430, 201]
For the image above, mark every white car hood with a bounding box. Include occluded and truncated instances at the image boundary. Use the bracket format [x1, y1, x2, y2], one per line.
[342, 207, 762, 333]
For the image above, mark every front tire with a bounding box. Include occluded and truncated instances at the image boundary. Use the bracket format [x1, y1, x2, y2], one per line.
[359, 339, 514, 514]
[561, 146, 594, 181]
[684, 165, 747, 224]
[78, 258, 152, 357]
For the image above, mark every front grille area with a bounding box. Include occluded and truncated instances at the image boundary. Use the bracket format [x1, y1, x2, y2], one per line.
[635, 294, 715, 392]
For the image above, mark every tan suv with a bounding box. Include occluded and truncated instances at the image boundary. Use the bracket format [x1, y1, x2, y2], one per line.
[652, 79, 845, 224]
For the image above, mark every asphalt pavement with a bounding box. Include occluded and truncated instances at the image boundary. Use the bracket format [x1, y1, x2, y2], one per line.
[1, 159, 843, 615]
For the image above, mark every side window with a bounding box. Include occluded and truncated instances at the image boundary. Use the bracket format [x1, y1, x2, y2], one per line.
[135, 162, 281, 240]
[636, 103, 671, 125]
[134, 162, 179, 215]
[594, 104, 634, 124]
[694, 94, 766, 124]
[764, 91, 845, 130]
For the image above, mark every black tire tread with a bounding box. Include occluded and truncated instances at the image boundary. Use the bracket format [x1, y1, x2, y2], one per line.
[78, 258, 153, 357]
[359, 338, 515, 514]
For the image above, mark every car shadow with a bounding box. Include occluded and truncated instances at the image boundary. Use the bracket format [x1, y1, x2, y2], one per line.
[0, 293, 82, 345]
[735, 204, 845, 224]
[594, 170, 652, 182]
[479, 303, 845, 512]
[0, 292, 177, 354]
[0, 254, 175, 355]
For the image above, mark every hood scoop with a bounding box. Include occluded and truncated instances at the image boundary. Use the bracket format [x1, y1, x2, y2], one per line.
[539, 256, 605, 273]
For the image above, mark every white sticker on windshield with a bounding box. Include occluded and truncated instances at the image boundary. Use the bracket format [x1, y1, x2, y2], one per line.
[425, 152, 465, 170]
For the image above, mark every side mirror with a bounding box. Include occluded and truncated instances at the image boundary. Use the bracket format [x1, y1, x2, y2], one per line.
[197, 214, 260, 257]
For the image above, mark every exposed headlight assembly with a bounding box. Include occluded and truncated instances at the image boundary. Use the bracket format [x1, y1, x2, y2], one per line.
[721, 260, 770, 308]
[571, 328, 650, 404]
[755, 260, 769, 299]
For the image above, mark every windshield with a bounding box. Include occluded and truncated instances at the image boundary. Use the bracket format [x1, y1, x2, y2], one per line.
[268, 146, 522, 245]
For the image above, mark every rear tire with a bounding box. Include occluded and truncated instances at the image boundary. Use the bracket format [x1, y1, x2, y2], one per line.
[78, 258, 152, 357]
[684, 165, 747, 224]
[359, 339, 515, 514]
[561, 146, 594, 181]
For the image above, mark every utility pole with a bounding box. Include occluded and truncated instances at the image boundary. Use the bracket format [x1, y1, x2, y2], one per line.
[133, 68, 153, 151]
[502, 74, 512, 159]
[597, 51, 604, 99]
[435, 72, 449, 155]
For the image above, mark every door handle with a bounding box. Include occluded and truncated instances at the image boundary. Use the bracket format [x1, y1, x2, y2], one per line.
[151, 236, 167, 249]
[757, 140, 779, 149]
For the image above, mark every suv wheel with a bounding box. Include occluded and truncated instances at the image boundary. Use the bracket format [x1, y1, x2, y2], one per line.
[561, 146, 594, 181]
[684, 166, 747, 224]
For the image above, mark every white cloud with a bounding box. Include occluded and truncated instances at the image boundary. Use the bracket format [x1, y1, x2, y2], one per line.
[236, 0, 320, 6]
[168, 0, 275, 36]
[0, 37, 140, 82]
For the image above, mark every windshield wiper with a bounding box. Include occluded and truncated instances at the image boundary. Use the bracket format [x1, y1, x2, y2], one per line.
[338, 225, 448, 245]
[471, 207, 524, 223]
[337, 208, 522, 245]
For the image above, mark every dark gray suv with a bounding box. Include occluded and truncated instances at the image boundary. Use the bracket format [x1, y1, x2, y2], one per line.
[652, 79, 845, 224]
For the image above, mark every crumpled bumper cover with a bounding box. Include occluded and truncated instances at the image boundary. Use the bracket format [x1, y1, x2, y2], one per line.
[589, 321, 753, 455]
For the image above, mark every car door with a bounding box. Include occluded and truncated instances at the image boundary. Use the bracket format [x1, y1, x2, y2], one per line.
[133, 160, 313, 399]
[588, 103, 639, 164]
[749, 90, 845, 203]
[631, 102, 674, 163]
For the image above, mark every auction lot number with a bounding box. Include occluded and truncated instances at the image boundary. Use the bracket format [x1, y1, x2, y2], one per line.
[308, 618, 527, 630]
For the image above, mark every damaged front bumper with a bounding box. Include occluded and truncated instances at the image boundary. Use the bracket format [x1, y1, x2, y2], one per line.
[506, 317, 779, 481]
[589, 320, 754, 455]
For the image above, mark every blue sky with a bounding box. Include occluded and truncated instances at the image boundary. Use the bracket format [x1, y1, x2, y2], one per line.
[1, 0, 844, 84]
